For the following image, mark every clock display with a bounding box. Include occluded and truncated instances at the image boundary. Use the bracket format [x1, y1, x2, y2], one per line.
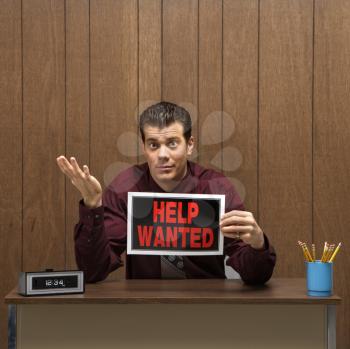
[32, 276, 78, 289]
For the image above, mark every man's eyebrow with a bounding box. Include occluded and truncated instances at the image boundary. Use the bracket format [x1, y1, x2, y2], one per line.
[146, 136, 181, 142]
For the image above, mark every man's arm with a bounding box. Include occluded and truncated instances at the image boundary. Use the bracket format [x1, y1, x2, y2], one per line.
[224, 235, 276, 285]
[57, 155, 126, 283]
[74, 186, 127, 283]
[220, 184, 276, 285]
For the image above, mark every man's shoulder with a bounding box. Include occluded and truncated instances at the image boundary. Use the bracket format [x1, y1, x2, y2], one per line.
[189, 161, 226, 181]
[188, 161, 232, 191]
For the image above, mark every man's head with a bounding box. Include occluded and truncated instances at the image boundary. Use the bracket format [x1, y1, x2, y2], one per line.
[139, 101, 194, 192]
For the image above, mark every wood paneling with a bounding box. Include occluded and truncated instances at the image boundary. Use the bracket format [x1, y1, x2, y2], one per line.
[1, 1, 350, 347]
[65, 0, 90, 269]
[138, 0, 162, 164]
[22, 0, 65, 271]
[163, 0, 198, 156]
[90, 0, 138, 279]
[314, 1, 350, 347]
[259, 0, 313, 277]
[223, 0, 258, 213]
[198, 0, 222, 170]
[0, 1, 22, 347]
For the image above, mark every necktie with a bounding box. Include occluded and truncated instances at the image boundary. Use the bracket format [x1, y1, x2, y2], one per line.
[160, 255, 186, 279]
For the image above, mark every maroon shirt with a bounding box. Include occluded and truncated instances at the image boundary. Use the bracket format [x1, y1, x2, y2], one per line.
[75, 161, 276, 284]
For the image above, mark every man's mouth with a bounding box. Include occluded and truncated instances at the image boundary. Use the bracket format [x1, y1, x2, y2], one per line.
[157, 165, 174, 169]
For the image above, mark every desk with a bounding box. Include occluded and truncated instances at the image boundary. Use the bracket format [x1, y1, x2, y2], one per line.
[5, 278, 341, 349]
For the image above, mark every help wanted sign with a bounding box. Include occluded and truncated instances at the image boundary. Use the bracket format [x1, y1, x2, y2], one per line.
[127, 192, 225, 255]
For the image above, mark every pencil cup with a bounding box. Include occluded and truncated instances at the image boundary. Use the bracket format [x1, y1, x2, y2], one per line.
[306, 261, 333, 297]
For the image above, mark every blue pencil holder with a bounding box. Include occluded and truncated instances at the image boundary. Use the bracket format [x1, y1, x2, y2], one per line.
[306, 261, 333, 297]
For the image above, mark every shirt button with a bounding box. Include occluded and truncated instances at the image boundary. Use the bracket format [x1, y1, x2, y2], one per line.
[95, 214, 100, 219]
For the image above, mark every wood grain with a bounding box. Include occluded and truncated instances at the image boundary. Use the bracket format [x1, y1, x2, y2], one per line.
[22, 0, 65, 271]
[314, 1, 350, 347]
[223, 0, 258, 213]
[138, 0, 162, 164]
[65, 0, 90, 270]
[162, 0, 198, 159]
[198, 0, 222, 170]
[90, 0, 138, 280]
[259, 0, 313, 277]
[0, 1, 22, 347]
[4, 278, 341, 305]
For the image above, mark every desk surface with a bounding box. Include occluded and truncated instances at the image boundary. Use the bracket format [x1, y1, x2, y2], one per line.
[4, 278, 341, 305]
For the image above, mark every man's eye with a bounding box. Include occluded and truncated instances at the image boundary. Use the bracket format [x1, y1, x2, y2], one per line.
[168, 141, 177, 148]
[149, 143, 158, 149]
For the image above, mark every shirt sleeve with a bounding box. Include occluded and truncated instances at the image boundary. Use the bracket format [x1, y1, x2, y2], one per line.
[74, 186, 127, 283]
[223, 182, 277, 285]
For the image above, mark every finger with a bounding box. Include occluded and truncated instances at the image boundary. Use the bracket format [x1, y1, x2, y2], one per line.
[70, 157, 84, 176]
[221, 210, 252, 220]
[220, 215, 254, 227]
[221, 225, 253, 234]
[222, 232, 250, 240]
[82, 165, 91, 178]
[56, 156, 74, 177]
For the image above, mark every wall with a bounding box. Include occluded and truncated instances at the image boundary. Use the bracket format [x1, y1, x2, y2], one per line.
[1, 0, 349, 348]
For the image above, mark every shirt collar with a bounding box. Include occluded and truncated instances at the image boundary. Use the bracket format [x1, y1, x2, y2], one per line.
[146, 161, 199, 193]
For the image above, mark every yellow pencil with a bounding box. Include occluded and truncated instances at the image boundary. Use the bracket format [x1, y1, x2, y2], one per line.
[325, 244, 335, 262]
[321, 242, 328, 262]
[312, 243, 316, 261]
[303, 243, 314, 262]
[298, 241, 309, 261]
[329, 242, 342, 263]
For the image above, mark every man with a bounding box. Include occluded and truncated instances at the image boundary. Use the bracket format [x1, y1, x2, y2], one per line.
[57, 102, 276, 283]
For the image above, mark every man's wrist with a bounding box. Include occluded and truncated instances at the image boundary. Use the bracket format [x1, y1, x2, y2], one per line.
[250, 241, 265, 250]
[84, 197, 102, 209]
[250, 231, 265, 250]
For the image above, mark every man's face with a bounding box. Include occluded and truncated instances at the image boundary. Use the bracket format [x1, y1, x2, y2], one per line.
[143, 121, 194, 192]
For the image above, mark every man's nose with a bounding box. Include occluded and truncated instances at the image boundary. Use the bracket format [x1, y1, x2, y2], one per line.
[158, 145, 169, 159]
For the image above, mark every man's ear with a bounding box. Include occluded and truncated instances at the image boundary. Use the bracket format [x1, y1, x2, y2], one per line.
[187, 136, 194, 155]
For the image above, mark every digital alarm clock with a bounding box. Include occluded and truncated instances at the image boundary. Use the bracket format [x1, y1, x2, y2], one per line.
[18, 270, 84, 296]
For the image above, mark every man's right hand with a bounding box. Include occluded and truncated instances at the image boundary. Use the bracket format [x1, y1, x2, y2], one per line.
[56, 156, 103, 209]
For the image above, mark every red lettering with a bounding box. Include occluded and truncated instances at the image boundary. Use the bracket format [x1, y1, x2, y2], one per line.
[153, 200, 165, 223]
[190, 227, 201, 248]
[177, 202, 187, 224]
[137, 225, 153, 247]
[166, 201, 177, 223]
[202, 228, 214, 248]
[166, 226, 178, 247]
[178, 227, 190, 248]
[188, 202, 199, 224]
[153, 226, 165, 247]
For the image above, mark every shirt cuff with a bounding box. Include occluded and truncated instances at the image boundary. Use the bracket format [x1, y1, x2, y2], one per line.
[79, 199, 104, 227]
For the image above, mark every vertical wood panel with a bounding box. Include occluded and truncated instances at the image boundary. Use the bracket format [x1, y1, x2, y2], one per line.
[65, 0, 90, 269]
[138, 0, 162, 164]
[223, 0, 258, 212]
[91, 0, 138, 279]
[22, 0, 65, 270]
[0, 1, 22, 347]
[163, 0, 198, 154]
[259, 0, 313, 276]
[314, 1, 350, 347]
[198, 0, 222, 170]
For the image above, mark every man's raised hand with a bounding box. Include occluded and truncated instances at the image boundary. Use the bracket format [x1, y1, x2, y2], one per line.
[56, 156, 102, 209]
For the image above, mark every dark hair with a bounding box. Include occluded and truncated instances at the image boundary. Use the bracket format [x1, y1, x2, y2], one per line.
[139, 101, 192, 143]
